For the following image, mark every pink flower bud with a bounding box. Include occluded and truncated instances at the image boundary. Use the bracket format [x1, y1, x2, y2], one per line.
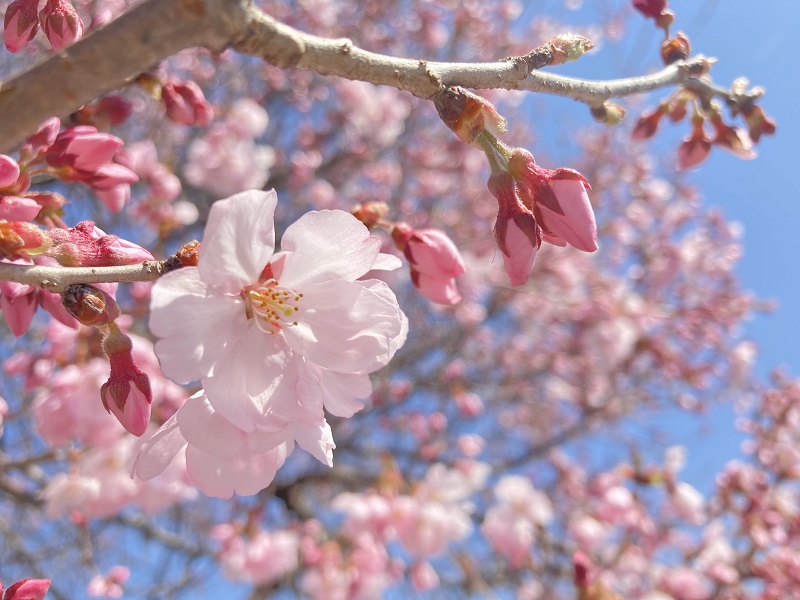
[39, 0, 83, 51]
[711, 115, 756, 160]
[46, 126, 122, 172]
[0, 282, 37, 336]
[45, 221, 154, 266]
[101, 326, 152, 436]
[489, 171, 541, 287]
[3, 0, 40, 53]
[21, 117, 61, 160]
[0, 221, 47, 260]
[631, 106, 666, 140]
[0, 195, 41, 221]
[632, 0, 667, 19]
[393, 224, 466, 305]
[507, 149, 598, 253]
[0, 155, 21, 189]
[162, 81, 214, 127]
[3, 578, 51, 600]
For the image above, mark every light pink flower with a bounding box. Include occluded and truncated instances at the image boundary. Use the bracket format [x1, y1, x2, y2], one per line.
[148, 189, 405, 432]
[0, 195, 41, 221]
[87, 566, 129, 598]
[214, 527, 300, 585]
[139, 191, 405, 495]
[481, 475, 553, 567]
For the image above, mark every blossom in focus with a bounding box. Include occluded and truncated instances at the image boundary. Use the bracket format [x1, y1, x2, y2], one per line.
[392, 224, 466, 305]
[137, 189, 406, 496]
[101, 325, 152, 436]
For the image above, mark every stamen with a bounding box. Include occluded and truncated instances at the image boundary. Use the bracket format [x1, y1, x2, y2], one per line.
[244, 278, 303, 334]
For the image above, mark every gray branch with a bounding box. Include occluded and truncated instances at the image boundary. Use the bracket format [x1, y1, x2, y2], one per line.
[0, 0, 752, 153]
[0, 260, 168, 292]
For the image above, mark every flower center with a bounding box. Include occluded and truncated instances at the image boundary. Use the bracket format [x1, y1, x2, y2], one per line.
[244, 279, 304, 334]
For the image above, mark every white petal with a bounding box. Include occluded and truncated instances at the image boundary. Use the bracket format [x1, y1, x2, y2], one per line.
[133, 412, 187, 481]
[284, 279, 403, 373]
[177, 393, 245, 459]
[203, 325, 296, 432]
[294, 418, 335, 467]
[185, 440, 291, 498]
[319, 368, 372, 418]
[150, 269, 247, 384]
[278, 210, 381, 286]
[198, 189, 277, 294]
[372, 252, 403, 271]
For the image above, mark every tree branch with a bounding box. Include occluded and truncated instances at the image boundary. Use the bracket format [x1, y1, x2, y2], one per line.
[0, 0, 762, 153]
[0, 260, 168, 293]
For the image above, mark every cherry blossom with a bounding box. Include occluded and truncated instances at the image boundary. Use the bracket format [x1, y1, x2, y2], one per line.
[137, 189, 406, 495]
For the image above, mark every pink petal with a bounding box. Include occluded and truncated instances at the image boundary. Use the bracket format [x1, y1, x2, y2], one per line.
[278, 210, 382, 287]
[185, 440, 291, 498]
[176, 393, 246, 459]
[500, 219, 538, 287]
[1, 290, 37, 336]
[202, 325, 295, 432]
[542, 180, 598, 252]
[150, 268, 247, 384]
[0, 195, 42, 221]
[413, 271, 462, 305]
[133, 412, 187, 481]
[293, 417, 335, 466]
[198, 189, 277, 294]
[284, 279, 404, 373]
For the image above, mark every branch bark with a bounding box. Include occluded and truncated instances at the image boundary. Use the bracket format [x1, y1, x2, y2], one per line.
[0, 0, 757, 153]
[0, 260, 168, 293]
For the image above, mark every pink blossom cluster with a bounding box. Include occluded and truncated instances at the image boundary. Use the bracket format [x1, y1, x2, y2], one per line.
[184, 99, 275, 197]
[212, 524, 300, 586]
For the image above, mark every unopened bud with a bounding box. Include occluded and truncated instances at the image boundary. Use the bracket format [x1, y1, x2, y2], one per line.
[39, 0, 84, 51]
[591, 102, 625, 126]
[631, 105, 666, 140]
[101, 324, 152, 436]
[741, 104, 777, 143]
[62, 283, 120, 326]
[46, 221, 154, 267]
[0, 221, 47, 260]
[546, 33, 594, 66]
[163, 240, 200, 272]
[661, 32, 690, 65]
[434, 86, 507, 147]
[0, 155, 21, 189]
[352, 201, 390, 228]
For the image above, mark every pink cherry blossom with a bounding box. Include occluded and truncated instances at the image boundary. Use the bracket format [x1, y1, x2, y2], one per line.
[87, 566, 129, 598]
[213, 526, 300, 585]
[148, 189, 405, 433]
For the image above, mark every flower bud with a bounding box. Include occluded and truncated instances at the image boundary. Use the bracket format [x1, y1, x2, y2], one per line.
[631, 105, 666, 140]
[434, 86, 506, 148]
[45, 221, 154, 267]
[392, 224, 465, 305]
[161, 81, 214, 127]
[546, 33, 594, 66]
[2, 578, 51, 600]
[61, 283, 120, 326]
[101, 325, 152, 436]
[39, 0, 84, 51]
[3, 0, 40, 53]
[0, 155, 21, 189]
[163, 240, 200, 272]
[351, 201, 389, 228]
[661, 32, 690, 65]
[590, 102, 625, 126]
[0, 221, 47, 260]
[632, 0, 667, 19]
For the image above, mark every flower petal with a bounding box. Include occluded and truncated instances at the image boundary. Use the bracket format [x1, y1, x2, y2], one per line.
[202, 324, 296, 432]
[199, 189, 277, 294]
[150, 268, 246, 385]
[278, 210, 381, 286]
[284, 279, 403, 373]
[177, 393, 246, 459]
[185, 440, 291, 498]
[133, 412, 187, 481]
